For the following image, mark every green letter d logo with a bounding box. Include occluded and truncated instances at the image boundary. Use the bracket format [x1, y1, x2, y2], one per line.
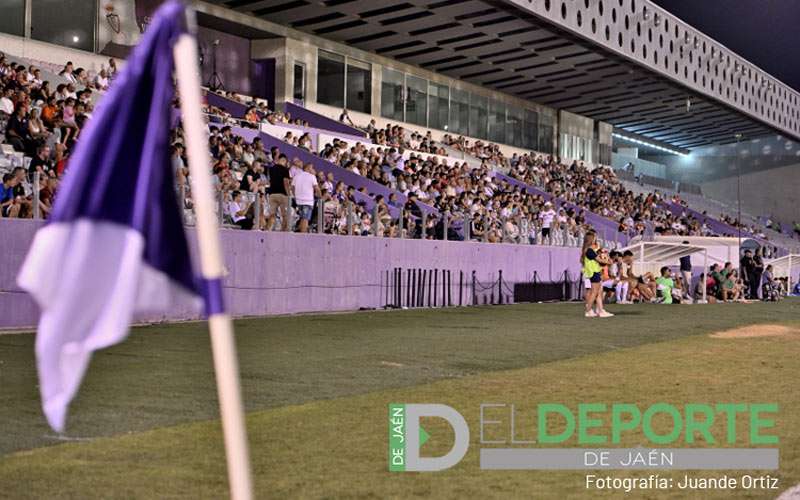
[389, 404, 470, 472]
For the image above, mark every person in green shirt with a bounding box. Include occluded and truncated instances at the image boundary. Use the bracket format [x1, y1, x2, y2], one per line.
[721, 261, 735, 278]
[708, 264, 724, 299]
[723, 269, 745, 301]
[655, 266, 675, 304]
[581, 231, 614, 318]
[718, 262, 739, 301]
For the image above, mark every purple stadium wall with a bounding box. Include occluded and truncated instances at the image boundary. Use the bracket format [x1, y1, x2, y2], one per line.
[205, 91, 248, 118]
[283, 102, 366, 138]
[0, 219, 580, 329]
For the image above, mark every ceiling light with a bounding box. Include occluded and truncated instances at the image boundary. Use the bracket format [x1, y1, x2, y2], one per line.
[612, 133, 687, 156]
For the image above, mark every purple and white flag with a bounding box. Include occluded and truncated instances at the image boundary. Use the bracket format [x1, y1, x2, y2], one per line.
[17, 0, 203, 432]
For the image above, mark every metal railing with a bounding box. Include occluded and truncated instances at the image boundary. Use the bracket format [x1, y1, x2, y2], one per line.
[175, 185, 591, 248]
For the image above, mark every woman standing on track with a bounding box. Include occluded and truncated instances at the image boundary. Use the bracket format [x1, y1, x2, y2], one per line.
[582, 231, 614, 318]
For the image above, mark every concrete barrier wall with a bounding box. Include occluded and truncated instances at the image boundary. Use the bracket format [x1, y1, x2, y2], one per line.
[0, 219, 580, 329]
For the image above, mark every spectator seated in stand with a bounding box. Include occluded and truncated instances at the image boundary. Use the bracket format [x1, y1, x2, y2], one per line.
[227, 190, 254, 230]
[0, 173, 22, 218]
[4, 104, 32, 153]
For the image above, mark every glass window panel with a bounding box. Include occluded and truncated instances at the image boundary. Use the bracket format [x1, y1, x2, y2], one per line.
[31, 0, 95, 52]
[469, 93, 487, 139]
[317, 50, 345, 108]
[487, 99, 505, 143]
[405, 74, 427, 126]
[506, 105, 524, 147]
[523, 109, 539, 150]
[380, 67, 404, 121]
[293, 63, 305, 101]
[428, 82, 449, 131]
[539, 114, 555, 155]
[449, 88, 470, 135]
[545, 127, 554, 154]
[345, 59, 371, 113]
[0, 0, 25, 37]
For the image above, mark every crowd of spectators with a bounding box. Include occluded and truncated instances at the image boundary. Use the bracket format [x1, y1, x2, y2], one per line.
[317, 136, 588, 243]
[173, 124, 393, 236]
[361, 118, 448, 156]
[335, 109, 746, 243]
[441, 134, 510, 168]
[0, 53, 121, 219]
[247, 113, 596, 243]
[336, 116, 736, 243]
[379, 127, 791, 247]
[172, 118, 584, 244]
[716, 212, 769, 239]
[287, 109, 800, 246]
[2, 51, 792, 257]
[208, 90, 314, 130]
[504, 153, 722, 239]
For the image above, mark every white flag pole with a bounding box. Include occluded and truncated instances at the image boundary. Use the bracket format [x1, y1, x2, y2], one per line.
[173, 24, 254, 500]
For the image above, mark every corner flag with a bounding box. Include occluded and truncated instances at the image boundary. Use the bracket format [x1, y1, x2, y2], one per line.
[17, 0, 200, 433]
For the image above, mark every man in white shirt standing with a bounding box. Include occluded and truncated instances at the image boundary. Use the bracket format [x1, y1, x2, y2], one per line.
[291, 163, 321, 233]
[539, 201, 557, 244]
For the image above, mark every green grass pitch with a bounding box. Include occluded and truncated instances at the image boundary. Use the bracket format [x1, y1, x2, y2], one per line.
[0, 299, 798, 498]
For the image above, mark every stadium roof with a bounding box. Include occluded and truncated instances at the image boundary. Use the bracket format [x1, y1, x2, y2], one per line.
[202, 0, 800, 150]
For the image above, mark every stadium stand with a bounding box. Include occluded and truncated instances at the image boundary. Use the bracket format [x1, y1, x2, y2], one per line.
[191, 87, 798, 256]
[194, 85, 800, 254]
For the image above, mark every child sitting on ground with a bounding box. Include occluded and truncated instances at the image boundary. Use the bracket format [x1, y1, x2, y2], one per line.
[655, 266, 675, 304]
